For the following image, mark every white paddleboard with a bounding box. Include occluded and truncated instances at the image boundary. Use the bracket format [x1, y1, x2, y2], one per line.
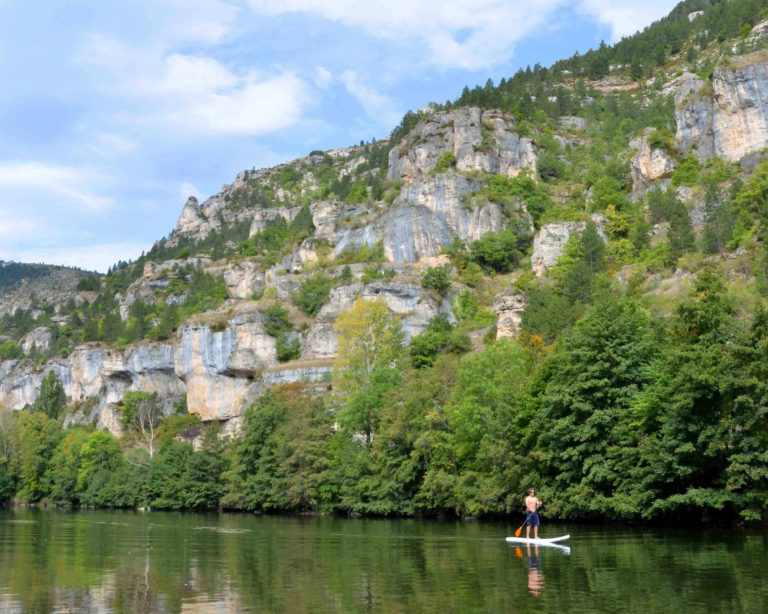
[505, 534, 570, 545]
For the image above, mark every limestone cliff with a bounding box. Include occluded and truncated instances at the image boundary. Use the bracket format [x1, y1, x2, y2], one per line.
[387, 108, 536, 180]
[675, 51, 768, 163]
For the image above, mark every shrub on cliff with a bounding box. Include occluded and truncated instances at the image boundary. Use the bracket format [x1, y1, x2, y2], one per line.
[292, 273, 333, 317]
[469, 221, 531, 273]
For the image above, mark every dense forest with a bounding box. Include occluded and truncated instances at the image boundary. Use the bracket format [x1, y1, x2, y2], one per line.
[2, 0, 768, 524]
[2, 260, 767, 523]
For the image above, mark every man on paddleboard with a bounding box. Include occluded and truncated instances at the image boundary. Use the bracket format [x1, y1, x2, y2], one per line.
[524, 488, 542, 539]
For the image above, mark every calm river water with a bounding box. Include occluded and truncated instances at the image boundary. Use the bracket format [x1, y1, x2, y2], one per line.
[0, 508, 766, 613]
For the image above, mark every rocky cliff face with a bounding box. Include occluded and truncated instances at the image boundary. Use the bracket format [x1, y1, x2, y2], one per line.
[387, 108, 536, 181]
[332, 174, 507, 262]
[12, 43, 768, 437]
[170, 146, 371, 244]
[303, 280, 453, 359]
[530, 216, 608, 277]
[493, 293, 526, 340]
[630, 130, 677, 191]
[0, 271, 454, 432]
[712, 51, 768, 162]
[674, 51, 768, 163]
[674, 72, 716, 161]
[327, 108, 532, 262]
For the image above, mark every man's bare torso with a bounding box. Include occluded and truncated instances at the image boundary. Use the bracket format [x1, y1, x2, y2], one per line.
[525, 495, 541, 512]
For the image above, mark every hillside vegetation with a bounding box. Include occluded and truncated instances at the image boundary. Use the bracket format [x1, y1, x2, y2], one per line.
[2, 0, 768, 524]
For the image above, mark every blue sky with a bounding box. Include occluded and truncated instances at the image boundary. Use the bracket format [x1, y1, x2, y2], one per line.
[0, 0, 679, 272]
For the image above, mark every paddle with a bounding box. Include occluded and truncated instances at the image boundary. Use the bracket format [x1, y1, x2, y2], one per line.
[514, 516, 528, 537]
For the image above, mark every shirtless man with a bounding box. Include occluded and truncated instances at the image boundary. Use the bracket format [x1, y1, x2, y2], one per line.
[524, 488, 542, 539]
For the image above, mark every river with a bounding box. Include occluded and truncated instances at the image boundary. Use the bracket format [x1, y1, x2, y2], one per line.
[0, 509, 766, 613]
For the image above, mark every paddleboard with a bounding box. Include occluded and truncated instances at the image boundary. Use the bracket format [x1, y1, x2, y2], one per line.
[505, 534, 570, 545]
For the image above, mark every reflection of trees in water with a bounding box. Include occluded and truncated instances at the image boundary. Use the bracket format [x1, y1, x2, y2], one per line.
[1, 513, 768, 613]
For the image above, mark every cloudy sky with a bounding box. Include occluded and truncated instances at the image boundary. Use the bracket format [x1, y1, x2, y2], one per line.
[0, 0, 678, 272]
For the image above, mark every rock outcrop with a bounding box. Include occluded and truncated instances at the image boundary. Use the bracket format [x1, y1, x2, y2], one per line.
[630, 130, 677, 191]
[303, 281, 453, 359]
[333, 174, 507, 262]
[0, 314, 278, 431]
[712, 51, 768, 162]
[674, 52, 768, 163]
[20, 327, 52, 354]
[493, 294, 526, 340]
[531, 217, 608, 277]
[674, 72, 716, 161]
[387, 108, 536, 181]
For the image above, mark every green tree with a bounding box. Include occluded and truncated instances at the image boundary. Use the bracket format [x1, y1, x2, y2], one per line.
[224, 392, 287, 510]
[77, 430, 122, 505]
[410, 314, 453, 368]
[469, 222, 531, 273]
[521, 286, 574, 343]
[701, 180, 734, 254]
[0, 406, 16, 505]
[581, 220, 607, 275]
[262, 303, 293, 337]
[183, 425, 228, 510]
[633, 267, 755, 521]
[46, 428, 88, 506]
[334, 298, 404, 444]
[34, 372, 66, 419]
[421, 265, 451, 295]
[121, 391, 163, 460]
[535, 296, 653, 519]
[15, 411, 60, 502]
[418, 341, 534, 517]
[292, 273, 333, 317]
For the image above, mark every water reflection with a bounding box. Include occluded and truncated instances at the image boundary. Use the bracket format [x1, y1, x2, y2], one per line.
[526, 544, 544, 597]
[1, 510, 767, 614]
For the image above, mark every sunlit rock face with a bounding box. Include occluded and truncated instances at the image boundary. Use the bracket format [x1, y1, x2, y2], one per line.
[302, 281, 453, 360]
[19, 327, 52, 354]
[712, 51, 768, 162]
[175, 320, 276, 421]
[387, 107, 536, 181]
[674, 71, 716, 161]
[531, 216, 608, 278]
[333, 174, 507, 263]
[629, 130, 676, 192]
[494, 294, 527, 340]
[673, 53, 768, 163]
[330, 108, 535, 263]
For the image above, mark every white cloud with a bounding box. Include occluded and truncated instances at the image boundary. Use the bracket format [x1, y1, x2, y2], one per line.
[165, 71, 309, 136]
[248, 0, 566, 70]
[0, 242, 152, 273]
[577, 1, 678, 41]
[0, 210, 38, 238]
[180, 182, 205, 202]
[139, 0, 241, 47]
[79, 36, 310, 137]
[314, 66, 334, 89]
[247, 1, 680, 69]
[340, 71, 401, 127]
[0, 162, 113, 212]
[90, 133, 138, 156]
[146, 53, 240, 95]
